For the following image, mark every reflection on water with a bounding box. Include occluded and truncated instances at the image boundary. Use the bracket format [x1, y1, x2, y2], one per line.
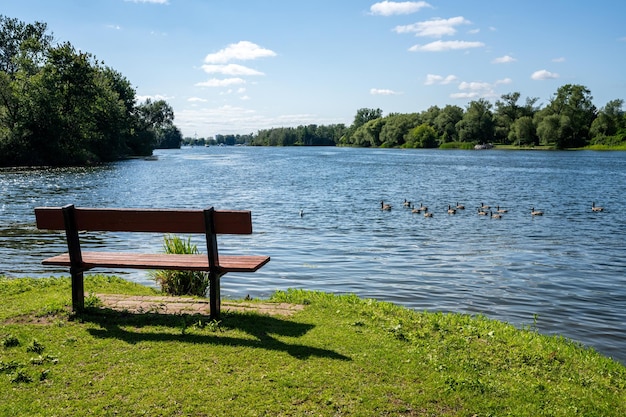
[1, 147, 625, 364]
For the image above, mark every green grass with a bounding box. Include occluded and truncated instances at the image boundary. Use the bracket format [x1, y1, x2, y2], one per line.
[1, 276, 625, 416]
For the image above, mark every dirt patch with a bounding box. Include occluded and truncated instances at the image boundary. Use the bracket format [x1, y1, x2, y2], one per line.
[95, 294, 305, 317]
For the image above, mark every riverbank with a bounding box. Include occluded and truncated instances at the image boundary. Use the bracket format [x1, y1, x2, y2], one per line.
[1, 275, 624, 416]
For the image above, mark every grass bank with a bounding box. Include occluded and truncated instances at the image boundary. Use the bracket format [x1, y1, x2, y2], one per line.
[1, 275, 625, 416]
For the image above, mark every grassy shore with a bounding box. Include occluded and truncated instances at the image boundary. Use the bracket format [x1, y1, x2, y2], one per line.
[1, 275, 625, 416]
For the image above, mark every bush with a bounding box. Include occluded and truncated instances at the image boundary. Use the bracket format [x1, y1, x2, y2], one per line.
[151, 235, 210, 297]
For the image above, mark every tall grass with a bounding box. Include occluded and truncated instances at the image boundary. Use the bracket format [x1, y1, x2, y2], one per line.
[151, 235, 210, 297]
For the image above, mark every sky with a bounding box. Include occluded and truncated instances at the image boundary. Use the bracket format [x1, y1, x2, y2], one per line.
[4, 0, 626, 138]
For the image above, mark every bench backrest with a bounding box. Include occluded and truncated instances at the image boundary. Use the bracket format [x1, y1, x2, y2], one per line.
[34, 206, 253, 235]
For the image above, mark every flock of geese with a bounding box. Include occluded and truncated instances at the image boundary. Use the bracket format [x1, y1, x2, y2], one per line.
[379, 200, 605, 218]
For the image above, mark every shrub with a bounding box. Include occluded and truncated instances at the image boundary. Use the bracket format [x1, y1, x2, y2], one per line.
[151, 235, 210, 297]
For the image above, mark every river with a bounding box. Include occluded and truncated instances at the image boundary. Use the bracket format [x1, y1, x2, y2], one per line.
[1, 146, 625, 364]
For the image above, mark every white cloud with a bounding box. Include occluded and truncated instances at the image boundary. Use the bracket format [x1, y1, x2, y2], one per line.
[394, 16, 471, 38]
[201, 64, 264, 76]
[136, 94, 173, 102]
[449, 79, 507, 100]
[370, 1, 432, 16]
[105, 24, 121, 30]
[552, 57, 566, 63]
[531, 70, 559, 80]
[188, 97, 208, 103]
[240, 95, 251, 101]
[450, 92, 478, 99]
[204, 41, 277, 64]
[492, 55, 516, 64]
[370, 88, 402, 95]
[424, 74, 458, 85]
[195, 78, 246, 88]
[409, 40, 485, 52]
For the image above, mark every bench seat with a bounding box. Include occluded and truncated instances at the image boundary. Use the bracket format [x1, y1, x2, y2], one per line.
[43, 252, 270, 273]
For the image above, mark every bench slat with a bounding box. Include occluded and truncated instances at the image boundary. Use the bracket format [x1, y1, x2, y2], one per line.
[34, 207, 253, 234]
[42, 252, 270, 273]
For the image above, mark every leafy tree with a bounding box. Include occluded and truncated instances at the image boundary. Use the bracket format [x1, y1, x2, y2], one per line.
[379, 113, 420, 147]
[434, 105, 463, 143]
[456, 99, 495, 143]
[404, 123, 438, 148]
[590, 99, 624, 140]
[0, 16, 182, 166]
[542, 84, 596, 148]
[511, 116, 537, 146]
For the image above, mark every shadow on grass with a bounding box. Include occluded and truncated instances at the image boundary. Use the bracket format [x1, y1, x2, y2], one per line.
[79, 307, 351, 361]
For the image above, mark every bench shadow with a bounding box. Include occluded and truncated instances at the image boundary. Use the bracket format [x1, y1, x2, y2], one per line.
[80, 307, 351, 361]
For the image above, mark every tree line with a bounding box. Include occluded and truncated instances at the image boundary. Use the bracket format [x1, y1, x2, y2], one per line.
[0, 16, 182, 167]
[240, 87, 625, 149]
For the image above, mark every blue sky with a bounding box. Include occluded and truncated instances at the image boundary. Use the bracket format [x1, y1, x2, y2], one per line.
[4, 0, 626, 138]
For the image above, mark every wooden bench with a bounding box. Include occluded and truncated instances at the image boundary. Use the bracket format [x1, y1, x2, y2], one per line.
[34, 205, 270, 319]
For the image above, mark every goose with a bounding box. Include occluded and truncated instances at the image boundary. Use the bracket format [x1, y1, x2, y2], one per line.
[480, 202, 490, 210]
[403, 199, 411, 207]
[423, 208, 433, 217]
[411, 203, 420, 214]
[477, 208, 488, 216]
[496, 205, 508, 213]
[490, 211, 502, 219]
[380, 200, 392, 211]
[456, 202, 465, 210]
[592, 202, 604, 212]
[531, 207, 543, 216]
[415, 202, 427, 212]
[447, 204, 456, 215]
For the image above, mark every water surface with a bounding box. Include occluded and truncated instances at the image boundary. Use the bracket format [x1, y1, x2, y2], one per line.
[1, 147, 624, 363]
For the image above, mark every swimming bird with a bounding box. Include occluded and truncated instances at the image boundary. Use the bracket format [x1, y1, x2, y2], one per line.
[299, 209, 304, 217]
[480, 202, 490, 210]
[423, 208, 433, 217]
[447, 205, 456, 214]
[477, 208, 488, 216]
[411, 203, 421, 214]
[496, 205, 508, 213]
[403, 199, 411, 207]
[381, 200, 392, 211]
[531, 207, 543, 216]
[592, 202, 604, 212]
[490, 211, 502, 219]
[456, 202, 465, 210]
[415, 203, 427, 212]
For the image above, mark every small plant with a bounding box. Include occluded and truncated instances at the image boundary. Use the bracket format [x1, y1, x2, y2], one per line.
[10, 369, 33, 383]
[26, 339, 45, 354]
[1, 334, 20, 348]
[85, 292, 103, 308]
[152, 235, 210, 297]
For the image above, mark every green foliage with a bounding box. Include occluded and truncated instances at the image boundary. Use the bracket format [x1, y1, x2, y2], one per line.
[404, 123, 438, 148]
[151, 235, 210, 297]
[0, 15, 180, 166]
[1, 334, 20, 348]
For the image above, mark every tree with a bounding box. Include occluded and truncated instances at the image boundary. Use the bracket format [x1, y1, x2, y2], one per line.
[405, 123, 438, 148]
[456, 99, 495, 143]
[543, 84, 596, 148]
[434, 105, 463, 143]
[511, 116, 536, 146]
[590, 99, 624, 139]
[379, 113, 420, 147]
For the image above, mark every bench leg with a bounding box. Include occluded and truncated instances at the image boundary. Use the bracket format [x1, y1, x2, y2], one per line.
[209, 272, 221, 320]
[70, 267, 85, 312]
